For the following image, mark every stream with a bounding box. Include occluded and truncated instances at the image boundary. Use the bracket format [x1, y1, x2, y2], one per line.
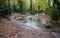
[10, 13, 60, 38]
[10, 14, 44, 31]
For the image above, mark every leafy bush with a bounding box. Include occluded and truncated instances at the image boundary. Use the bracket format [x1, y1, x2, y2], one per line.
[51, 10, 60, 21]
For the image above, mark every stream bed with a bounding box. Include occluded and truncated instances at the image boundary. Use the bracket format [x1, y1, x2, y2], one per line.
[9, 14, 60, 38]
[10, 15, 43, 31]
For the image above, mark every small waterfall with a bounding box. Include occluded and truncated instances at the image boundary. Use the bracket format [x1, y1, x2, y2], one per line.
[25, 13, 42, 29]
[25, 15, 43, 31]
[11, 14, 45, 31]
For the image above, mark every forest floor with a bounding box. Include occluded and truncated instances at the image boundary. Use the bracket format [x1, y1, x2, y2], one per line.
[0, 18, 59, 38]
[0, 13, 60, 38]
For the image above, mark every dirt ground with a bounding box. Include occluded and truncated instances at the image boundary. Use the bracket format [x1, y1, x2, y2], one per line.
[0, 18, 57, 38]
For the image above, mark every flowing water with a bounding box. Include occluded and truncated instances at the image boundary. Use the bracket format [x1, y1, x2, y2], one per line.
[10, 14, 60, 38]
[10, 14, 45, 31]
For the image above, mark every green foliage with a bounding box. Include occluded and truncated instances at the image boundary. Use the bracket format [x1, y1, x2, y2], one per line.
[0, 0, 11, 17]
[13, 1, 25, 14]
[51, 10, 60, 21]
[50, 4, 60, 21]
[50, 0, 60, 21]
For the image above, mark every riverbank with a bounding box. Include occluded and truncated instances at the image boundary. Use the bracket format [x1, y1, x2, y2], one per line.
[0, 17, 59, 38]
